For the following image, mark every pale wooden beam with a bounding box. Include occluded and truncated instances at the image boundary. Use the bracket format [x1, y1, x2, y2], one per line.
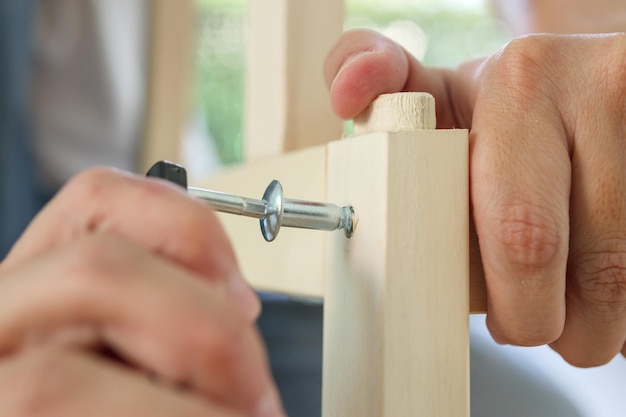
[323, 93, 470, 417]
[140, 0, 194, 172]
[244, 0, 344, 160]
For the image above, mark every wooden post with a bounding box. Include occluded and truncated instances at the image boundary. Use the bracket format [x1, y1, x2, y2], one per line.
[244, 0, 344, 160]
[140, 0, 194, 172]
[323, 93, 471, 416]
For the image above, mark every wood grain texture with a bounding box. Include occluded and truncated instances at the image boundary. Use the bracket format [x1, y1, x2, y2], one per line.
[323, 130, 471, 417]
[244, 0, 343, 160]
[199, 146, 327, 298]
[353, 92, 436, 135]
[140, 0, 193, 172]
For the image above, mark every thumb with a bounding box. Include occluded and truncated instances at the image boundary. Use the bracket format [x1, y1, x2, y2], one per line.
[324, 28, 480, 128]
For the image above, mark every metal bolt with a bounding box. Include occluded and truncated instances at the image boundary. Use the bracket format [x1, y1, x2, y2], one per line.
[189, 181, 355, 242]
[146, 161, 355, 242]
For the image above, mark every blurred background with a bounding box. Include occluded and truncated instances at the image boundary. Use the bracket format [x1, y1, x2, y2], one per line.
[190, 0, 510, 168]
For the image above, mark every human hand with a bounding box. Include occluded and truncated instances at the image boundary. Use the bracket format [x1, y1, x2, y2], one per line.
[325, 29, 626, 367]
[0, 169, 284, 416]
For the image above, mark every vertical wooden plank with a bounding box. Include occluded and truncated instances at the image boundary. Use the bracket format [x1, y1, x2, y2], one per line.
[140, 0, 194, 172]
[323, 95, 470, 416]
[244, 0, 344, 160]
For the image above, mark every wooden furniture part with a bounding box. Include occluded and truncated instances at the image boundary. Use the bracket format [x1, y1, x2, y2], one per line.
[141, 0, 344, 168]
[202, 93, 488, 417]
[244, 0, 344, 161]
[324, 94, 469, 417]
[203, 139, 486, 312]
[196, 1, 488, 415]
[140, 0, 194, 173]
[202, 94, 486, 311]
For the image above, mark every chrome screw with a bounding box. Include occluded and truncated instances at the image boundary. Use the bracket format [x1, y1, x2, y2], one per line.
[188, 181, 355, 242]
[146, 161, 354, 242]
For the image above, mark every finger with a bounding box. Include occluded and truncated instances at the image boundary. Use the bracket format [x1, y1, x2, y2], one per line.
[3, 168, 259, 320]
[551, 143, 626, 366]
[0, 234, 281, 416]
[323, 28, 478, 127]
[471, 36, 571, 345]
[324, 29, 410, 119]
[549, 35, 626, 366]
[0, 347, 247, 417]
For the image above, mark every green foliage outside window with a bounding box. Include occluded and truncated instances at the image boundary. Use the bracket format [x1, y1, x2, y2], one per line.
[192, 0, 509, 165]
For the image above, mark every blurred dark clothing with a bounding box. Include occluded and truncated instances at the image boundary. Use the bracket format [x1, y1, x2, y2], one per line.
[0, 0, 49, 258]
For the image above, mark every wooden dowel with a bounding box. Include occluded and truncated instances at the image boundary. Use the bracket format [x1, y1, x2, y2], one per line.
[353, 92, 436, 134]
[140, 0, 194, 172]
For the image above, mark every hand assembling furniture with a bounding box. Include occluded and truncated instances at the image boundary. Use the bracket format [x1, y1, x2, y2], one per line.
[0, 169, 282, 416]
[325, 28, 626, 368]
[0, 0, 625, 415]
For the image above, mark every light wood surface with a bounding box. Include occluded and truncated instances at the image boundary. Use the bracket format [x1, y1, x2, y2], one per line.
[322, 129, 470, 417]
[140, 0, 194, 172]
[244, 0, 344, 160]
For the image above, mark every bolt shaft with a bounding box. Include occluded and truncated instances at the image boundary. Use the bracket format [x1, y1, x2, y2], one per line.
[282, 199, 351, 233]
[188, 185, 354, 239]
[146, 162, 354, 240]
[188, 187, 265, 218]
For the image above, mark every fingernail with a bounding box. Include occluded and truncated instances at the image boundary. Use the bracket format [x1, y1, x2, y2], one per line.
[228, 272, 261, 320]
[253, 390, 284, 417]
[331, 50, 380, 91]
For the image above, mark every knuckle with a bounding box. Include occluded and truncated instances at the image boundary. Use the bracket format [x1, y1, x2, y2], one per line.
[61, 168, 116, 203]
[56, 168, 119, 233]
[573, 238, 626, 321]
[589, 34, 626, 111]
[486, 35, 558, 99]
[493, 202, 564, 272]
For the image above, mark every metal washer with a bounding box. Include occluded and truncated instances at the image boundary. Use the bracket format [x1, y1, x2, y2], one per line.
[260, 180, 284, 242]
